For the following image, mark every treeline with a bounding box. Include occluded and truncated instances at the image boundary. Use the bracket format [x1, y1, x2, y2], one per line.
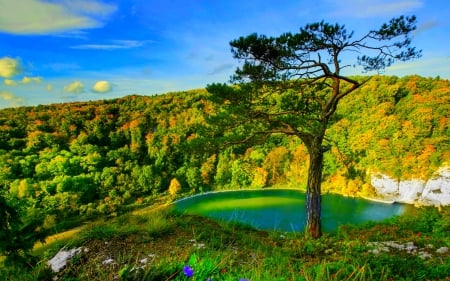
[0, 75, 448, 226]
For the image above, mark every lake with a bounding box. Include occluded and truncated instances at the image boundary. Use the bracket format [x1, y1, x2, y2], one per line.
[173, 189, 406, 232]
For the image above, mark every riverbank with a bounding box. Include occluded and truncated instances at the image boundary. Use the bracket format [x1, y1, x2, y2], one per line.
[360, 195, 396, 204]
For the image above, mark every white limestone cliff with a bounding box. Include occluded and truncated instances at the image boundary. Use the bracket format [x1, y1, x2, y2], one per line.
[420, 167, 450, 206]
[370, 167, 450, 206]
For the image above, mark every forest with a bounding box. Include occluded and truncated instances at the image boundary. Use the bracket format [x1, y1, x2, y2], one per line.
[0, 75, 449, 236]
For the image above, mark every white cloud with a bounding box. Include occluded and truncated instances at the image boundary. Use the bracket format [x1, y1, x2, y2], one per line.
[0, 91, 24, 107]
[21, 76, 42, 84]
[71, 40, 149, 50]
[384, 56, 450, 78]
[0, 0, 116, 35]
[61, 0, 117, 17]
[47, 84, 54, 91]
[329, 0, 423, 18]
[92, 80, 112, 93]
[4, 79, 18, 86]
[2, 74, 42, 86]
[63, 81, 84, 93]
[0, 57, 21, 78]
[414, 20, 439, 36]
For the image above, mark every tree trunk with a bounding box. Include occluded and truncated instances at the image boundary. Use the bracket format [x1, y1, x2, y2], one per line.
[305, 136, 324, 239]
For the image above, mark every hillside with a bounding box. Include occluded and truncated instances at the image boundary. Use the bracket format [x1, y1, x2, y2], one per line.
[0, 77, 448, 220]
[0, 76, 448, 220]
[0, 74, 449, 279]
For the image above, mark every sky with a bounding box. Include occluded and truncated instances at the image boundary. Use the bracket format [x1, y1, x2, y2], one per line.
[0, 0, 449, 109]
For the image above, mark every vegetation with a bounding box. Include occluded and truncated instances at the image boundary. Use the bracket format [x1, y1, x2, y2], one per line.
[1, 205, 449, 280]
[0, 74, 449, 263]
[0, 12, 448, 278]
[206, 15, 421, 238]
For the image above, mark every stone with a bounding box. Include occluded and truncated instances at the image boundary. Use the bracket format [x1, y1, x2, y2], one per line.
[369, 249, 380, 255]
[383, 241, 403, 250]
[370, 166, 450, 206]
[436, 247, 449, 254]
[371, 174, 399, 197]
[102, 258, 114, 265]
[405, 242, 417, 252]
[418, 251, 432, 259]
[193, 242, 206, 249]
[47, 247, 83, 273]
[398, 180, 425, 203]
[420, 167, 450, 206]
[325, 249, 334, 254]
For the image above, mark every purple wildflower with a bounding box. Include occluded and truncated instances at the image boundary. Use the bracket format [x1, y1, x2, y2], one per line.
[183, 265, 194, 277]
[239, 279, 250, 281]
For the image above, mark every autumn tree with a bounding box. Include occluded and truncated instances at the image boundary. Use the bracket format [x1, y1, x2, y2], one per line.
[207, 16, 420, 238]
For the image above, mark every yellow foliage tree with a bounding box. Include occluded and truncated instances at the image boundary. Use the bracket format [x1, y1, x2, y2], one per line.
[168, 178, 182, 196]
[252, 167, 268, 188]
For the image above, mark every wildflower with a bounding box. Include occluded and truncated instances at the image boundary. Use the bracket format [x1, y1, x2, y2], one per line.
[221, 268, 227, 274]
[239, 279, 250, 281]
[183, 265, 194, 277]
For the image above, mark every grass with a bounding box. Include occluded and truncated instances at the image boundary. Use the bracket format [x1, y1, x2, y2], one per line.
[33, 226, 85, 257]
[1, 205, 450, 281]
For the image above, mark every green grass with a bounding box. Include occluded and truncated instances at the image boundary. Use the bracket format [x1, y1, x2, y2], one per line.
[1, 206, 449, 281]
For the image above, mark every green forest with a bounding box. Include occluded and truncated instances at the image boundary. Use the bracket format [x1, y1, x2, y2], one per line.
[0, 75, 448, 231]
[1, 74, 450, 281]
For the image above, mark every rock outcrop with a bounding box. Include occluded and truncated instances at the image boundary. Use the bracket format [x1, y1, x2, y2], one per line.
[371, 167, 450, 206]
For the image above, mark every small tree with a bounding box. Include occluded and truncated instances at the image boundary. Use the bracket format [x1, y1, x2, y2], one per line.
[168, 178, 182, 196]
[207, 16, 420, 238]
[0, 192, 47, 265]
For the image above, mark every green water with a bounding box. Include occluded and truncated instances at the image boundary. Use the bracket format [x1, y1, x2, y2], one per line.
[174, 189, 406, 232]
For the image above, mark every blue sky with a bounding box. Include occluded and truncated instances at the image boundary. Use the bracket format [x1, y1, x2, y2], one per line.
[0, 0, 449, 109]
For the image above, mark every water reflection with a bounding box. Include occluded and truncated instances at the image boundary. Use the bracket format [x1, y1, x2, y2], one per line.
[174, 189, 406, 232]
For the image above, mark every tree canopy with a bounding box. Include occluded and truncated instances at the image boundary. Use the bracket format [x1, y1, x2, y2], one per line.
[207, 15, 421, 238]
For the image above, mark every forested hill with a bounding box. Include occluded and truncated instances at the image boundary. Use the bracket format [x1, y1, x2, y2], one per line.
[0, 75, 448, 221]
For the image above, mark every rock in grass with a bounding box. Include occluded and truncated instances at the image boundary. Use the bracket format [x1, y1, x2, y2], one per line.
[436, 247, 448, 254]
[47, 247, 83, 272]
